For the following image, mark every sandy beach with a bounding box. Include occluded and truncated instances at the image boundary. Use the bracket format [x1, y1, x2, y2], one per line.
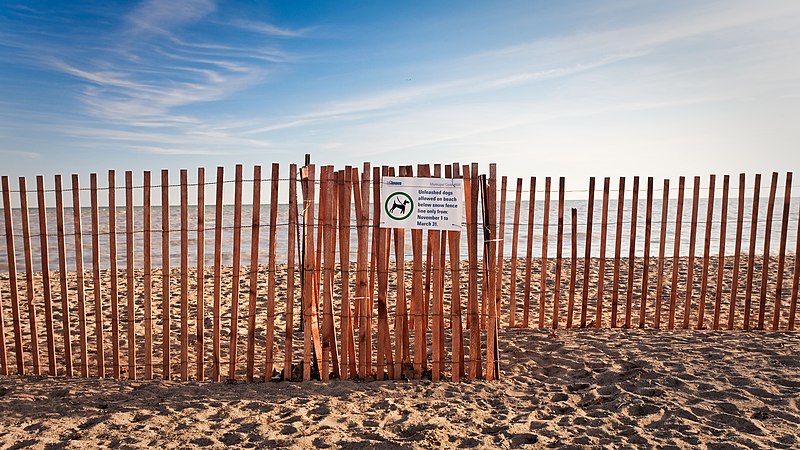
[1, 257, 799, 448]
[1, 328, 798, 449]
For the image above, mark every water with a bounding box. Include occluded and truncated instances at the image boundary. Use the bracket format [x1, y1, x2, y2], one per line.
[1, 196, 798, 272]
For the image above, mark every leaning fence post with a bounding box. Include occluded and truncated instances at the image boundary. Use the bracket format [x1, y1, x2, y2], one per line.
[774, 172, 793, 330]
[758, 172, 778, 330]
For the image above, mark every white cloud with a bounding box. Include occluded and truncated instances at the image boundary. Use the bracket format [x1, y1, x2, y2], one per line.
[126, 0, 217, 36]
[0, 149, 41, 159]
[228, 19, 312, 38]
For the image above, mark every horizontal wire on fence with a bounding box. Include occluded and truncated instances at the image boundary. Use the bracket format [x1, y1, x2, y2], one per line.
[2, 170, 798, 195]
[511, 184, 800, 194]
[0, 213, 797, 237]
[1, 178, 290, 194]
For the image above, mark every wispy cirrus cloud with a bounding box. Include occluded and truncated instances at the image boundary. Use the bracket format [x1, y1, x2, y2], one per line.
[40, 0, 304, 130]
[125, 0, 216, 36]
[0, 149, 41, 159]
[244, 50, 643, 135]
[244, 0, 800, 139]
[228, 18, 313, 38]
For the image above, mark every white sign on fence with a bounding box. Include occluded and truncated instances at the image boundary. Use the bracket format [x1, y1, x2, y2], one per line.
[380, 177, 464, 230]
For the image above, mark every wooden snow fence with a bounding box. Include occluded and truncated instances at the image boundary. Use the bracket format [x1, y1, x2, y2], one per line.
[1, 164, 799, 384]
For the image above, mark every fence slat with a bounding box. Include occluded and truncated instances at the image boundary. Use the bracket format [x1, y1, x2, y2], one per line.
[758, 172, 778, 329]
[54, 175, 72, 376]
[124, 171, 136, 380]
[567, 208, 577, 329]
[381, 167, 395, 381]
[774, 172, 792, 330]
[409, 187, 424, 380]
[212, 167, 224, 382]
[430, 167, 439, 333]
[625, 177, 639, 329]
[322, 166, 340, 381]
[539, 177, 551, 329]
[107, 171, 120, 379]
[196, 168, 205, 381]
[597, 178, 610, 328]
[161, 169, 171, 379]
[654, 179, 670, 329]
[368, 164, 382, 376]
[581, 178, 595, 328]
[331, 166, 343, 379]
[509, 178, 522, 328]
[301, 164, 323, 380]
[143, 171, 152, 380]
[698, 175, 716, 329]
[245, 166, 261, 382]
[353, 165, 370, 379]
[743, 174, 761, 330]
[730, 174, 747, 330]
[0, 264, 5, 376]
[713, 176, 730, 330]
[523, 177, 536, 328]
[391, 167, 406, 379]
[449, 163, 464, 380]
[431, 206, 444, 381]
[683, 176, 700, 329]
[228, 164, 243, 381]
[553, 177, 564, 329]
[266, 163, 280, 379]
[375, 178, 393, 382]
[3, 176, 24, 375]
[36, 176, 56, 376]
[668, 177, 685, 330]
[465, 164, 481, 379]
[180, 169, 190, 381]
[611, 177, 625, 328]
[790, 189, 800, 330]
[320, 166, 332, 381]
[89, 173, 103, 377]
[482, 171, 499, 380]
[285, 164, 298, 380]
[317, 168, 326, 331]
[247, 169, 267, 381]
[640, 177, 653, 329]
[495, 176, 507, 328]
[71, 174, 88, 377]
[340, 168, 356, 379]
[19, 177, 41, 375]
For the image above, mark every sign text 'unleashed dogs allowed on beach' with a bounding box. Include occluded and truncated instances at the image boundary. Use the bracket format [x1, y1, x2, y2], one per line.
[380, 177, 464, 230]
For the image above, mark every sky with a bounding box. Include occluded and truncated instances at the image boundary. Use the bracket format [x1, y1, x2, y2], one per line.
[1, 0, 799, 193]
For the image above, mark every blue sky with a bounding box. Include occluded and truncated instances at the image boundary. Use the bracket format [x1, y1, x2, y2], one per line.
[1, 0, 799, 188]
